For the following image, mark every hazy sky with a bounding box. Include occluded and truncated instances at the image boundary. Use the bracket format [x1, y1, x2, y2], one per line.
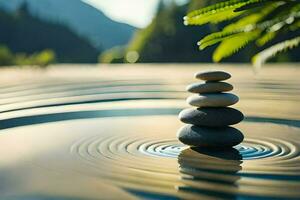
[83, 0, 160, 28]
[84, 0, 188, 28]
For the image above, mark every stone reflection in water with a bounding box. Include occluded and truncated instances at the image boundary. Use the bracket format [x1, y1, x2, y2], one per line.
[178, 147, 242, 199]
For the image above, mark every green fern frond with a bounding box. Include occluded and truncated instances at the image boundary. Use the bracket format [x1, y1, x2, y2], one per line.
[256, 31, 277, 46]
[234, 0, 282, 12]
[223, 14, 262, 32]
[186, 0, 248, 18]
[185, 0, 300, 66]
[199, 30, 243, 49]
[184, 0, 253, 25]
[199, 3, 300, 50]
[253, 36, 300, 68]
[184, 0, 284, 25]
[209, 10, 243, 24]
[184, 8, 243, 25]
[255, 11, 300, 46]
[213, 30, 261, 62]
[198, 4, 279, 49]
[224, 3, 278, 31]
[261, 8, 300, 30]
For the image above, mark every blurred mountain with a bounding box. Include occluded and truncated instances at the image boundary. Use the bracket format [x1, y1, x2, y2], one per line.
[0, 5, 99, 63]
[0, 0, 136, 50]
[126, 2, 211, 63]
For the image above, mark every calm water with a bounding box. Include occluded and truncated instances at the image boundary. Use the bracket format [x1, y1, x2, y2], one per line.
[0, 65, 299, 199]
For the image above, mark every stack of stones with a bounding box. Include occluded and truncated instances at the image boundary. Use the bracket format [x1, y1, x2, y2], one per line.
[177, 71, 244, 148]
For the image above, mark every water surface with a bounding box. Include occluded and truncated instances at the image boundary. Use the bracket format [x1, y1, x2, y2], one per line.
[0, 64, 299, 199]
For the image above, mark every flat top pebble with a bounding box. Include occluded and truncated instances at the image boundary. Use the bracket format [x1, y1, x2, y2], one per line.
[195, 71, 231, 81]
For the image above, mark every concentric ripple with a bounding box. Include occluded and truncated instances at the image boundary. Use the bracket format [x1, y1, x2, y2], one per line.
[66, 119, 300, 199]
[70, 133, 300, 163]
[236, 138, 299, 160]
[138, 139, 186, 158]
[77, 134, 298, 162]
[138, 137, 300, 162]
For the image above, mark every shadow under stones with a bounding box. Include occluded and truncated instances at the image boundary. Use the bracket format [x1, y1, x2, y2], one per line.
[177, 147, 242, 199]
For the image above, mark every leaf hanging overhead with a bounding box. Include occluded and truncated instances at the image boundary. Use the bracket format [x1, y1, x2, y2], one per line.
[184, 0, 300, 66]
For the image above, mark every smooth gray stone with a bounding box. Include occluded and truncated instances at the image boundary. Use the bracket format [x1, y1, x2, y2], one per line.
[186, 82, 233, 93]
[177, 125, 244, 147]
[179, 107, 244, 126]
[195, 71, 231, 81]
[187, 93, 239, 107]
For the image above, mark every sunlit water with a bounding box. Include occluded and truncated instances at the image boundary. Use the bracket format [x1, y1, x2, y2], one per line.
[0, 65, 299, 199]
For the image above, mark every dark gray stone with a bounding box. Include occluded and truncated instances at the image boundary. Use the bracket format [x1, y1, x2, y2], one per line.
[195, 71, 231, 81]
[177, 125, 244, 147]
[186, 82, 233, 93]
[187, 93, 239, 107]
[179, 107, 244, 126]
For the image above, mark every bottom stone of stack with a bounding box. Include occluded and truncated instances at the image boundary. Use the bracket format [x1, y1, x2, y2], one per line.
[177, 125, 244, 147]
